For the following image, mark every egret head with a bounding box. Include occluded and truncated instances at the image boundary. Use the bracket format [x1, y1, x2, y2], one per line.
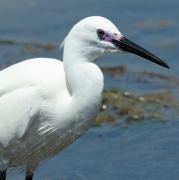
[63, 16, 169, 69]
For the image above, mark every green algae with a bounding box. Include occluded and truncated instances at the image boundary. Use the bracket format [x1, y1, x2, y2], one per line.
[0, 39, 56, 51]
[94, 90, 179, 126]
[139, 20, 172, 29]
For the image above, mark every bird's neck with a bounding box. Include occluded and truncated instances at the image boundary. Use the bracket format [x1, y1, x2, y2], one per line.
[64, 60, 104, 104]
[62, 37, 104, 117]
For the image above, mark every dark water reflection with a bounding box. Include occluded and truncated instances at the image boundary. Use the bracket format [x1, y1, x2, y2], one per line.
[0, 0, 179, 179]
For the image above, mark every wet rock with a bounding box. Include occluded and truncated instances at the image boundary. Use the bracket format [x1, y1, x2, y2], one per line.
[101, 66, 126, 77]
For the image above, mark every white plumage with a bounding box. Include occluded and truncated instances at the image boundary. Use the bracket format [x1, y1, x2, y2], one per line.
[0, 16, 169, 180]
[0, 57, 103, 172]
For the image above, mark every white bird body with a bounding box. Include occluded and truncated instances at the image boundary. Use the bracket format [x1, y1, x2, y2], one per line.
[0, 57, 103, 172]
[0, 16, 169, 179]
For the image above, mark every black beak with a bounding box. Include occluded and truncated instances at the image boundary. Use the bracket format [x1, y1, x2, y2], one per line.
[111, 37, 170, 69]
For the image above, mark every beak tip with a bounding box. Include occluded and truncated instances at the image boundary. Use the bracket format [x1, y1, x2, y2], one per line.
[112, 37, 170, 70]
[163, 63, 170, 69]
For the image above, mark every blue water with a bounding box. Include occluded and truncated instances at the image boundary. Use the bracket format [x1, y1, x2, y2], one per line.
[0, 0, 179, 179]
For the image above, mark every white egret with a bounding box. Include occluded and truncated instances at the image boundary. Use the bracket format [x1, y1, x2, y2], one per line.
[0, 16, 169, 180]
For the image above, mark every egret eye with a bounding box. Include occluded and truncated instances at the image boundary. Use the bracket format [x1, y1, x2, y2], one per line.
[97, 29, 104, 37]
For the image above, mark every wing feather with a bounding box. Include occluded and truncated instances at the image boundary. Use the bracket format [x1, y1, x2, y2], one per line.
[0, 86, 42, 148]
